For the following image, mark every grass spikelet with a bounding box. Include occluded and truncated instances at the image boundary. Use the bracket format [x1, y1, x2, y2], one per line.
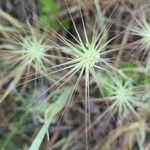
[130, 4, 150, 73]
[0, 28, 55, 102]
[103, 75, 145, 119]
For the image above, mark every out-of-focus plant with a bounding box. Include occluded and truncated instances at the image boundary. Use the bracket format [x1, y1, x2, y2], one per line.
[130, 6, 150, 74]
[101, 74, 146, 119]
[0, 32, 55, 103]
[101, 121, 148, 150]
[38, 0, 69, 31]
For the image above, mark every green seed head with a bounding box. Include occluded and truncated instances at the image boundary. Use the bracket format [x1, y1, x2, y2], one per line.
[132, 16, 150, 48]
[133, 20, 150, 73]
[115, 81, 135, 106]
[81, 49, 100, 69]
[23, 37, 46, 63]
[136, 26, 150, 47]
[107, 77, 141, 117]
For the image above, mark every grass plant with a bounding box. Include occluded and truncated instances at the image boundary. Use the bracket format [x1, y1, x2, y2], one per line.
[0, 0, 150, 150]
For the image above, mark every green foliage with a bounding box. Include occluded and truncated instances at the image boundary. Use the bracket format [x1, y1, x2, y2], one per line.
[38, 0, 69, 31]
[120, 62, 139, 80]
[29, 87, 72, 150]
[0, 112, 28, 150]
